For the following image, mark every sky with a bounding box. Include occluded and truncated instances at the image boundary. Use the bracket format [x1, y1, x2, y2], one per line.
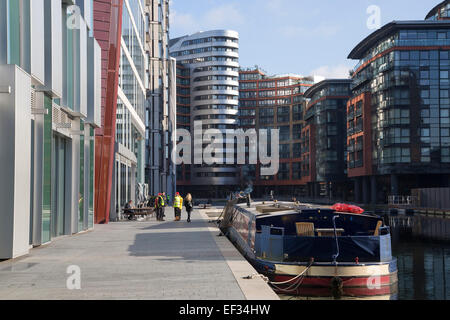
[169, 0, 437, 79]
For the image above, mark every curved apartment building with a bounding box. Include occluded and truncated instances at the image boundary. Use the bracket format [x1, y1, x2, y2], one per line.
[170, 30, 240, 196]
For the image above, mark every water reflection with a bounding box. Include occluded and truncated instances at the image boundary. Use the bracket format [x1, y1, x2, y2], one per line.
[393, 240, 450, 300]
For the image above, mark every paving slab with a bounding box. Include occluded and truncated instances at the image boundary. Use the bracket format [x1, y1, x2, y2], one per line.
[0, 208, 277, 300]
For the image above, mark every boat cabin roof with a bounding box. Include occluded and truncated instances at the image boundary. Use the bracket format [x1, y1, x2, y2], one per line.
[234, 201, 377, 220]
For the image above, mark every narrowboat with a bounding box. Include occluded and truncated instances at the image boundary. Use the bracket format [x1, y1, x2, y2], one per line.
[219, 200, 398, 298]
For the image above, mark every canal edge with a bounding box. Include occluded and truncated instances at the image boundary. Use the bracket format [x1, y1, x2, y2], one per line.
[197, 209, 280, 300]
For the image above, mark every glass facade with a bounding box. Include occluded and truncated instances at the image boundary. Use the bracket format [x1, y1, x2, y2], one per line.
[112, 0, 149, 219]
[42, 95, 53, 244]
[0, 0, 101, 258]
[350, 25, 450, 174]
[348, 19, 450, 201]
[426, 1, 450, 21]
[52, 134, 68, 238]
[305, 81, 351, 187]
[238, 69, 313, 195]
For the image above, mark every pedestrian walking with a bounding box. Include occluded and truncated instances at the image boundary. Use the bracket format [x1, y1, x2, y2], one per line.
[173, 192, 183, 221]
[154, 194, 160, 221]
[161, 192, 167, 219]
[185, 193, 194, 223]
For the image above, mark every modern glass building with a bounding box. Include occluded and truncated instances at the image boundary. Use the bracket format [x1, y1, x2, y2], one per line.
[146, 0, 177, 202]
[170, 30, 240, 198]
[110, 0, 148, 220]
[347, 16, 450, 203]
[303, 80, 352, 200]
[0, 0, 101, 259]
[176, 63, 192, 191]
[426, 0, 450, 21]
[93, 0, 175, 223]
[238, 68, 313, 197]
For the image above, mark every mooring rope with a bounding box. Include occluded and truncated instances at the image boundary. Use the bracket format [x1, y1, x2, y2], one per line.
[243, 259, 314, 294]
[268, 260, 314, 293]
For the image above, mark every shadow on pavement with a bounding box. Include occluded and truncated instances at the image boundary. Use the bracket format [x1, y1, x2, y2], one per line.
[127, 230, 232, 261]
[127, 217, 242, 262]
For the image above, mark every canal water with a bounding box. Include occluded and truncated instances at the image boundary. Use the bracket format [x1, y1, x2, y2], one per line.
[393, 239, 450, 300]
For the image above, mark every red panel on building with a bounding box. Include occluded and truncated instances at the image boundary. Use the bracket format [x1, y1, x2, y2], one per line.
[347, 92, 373, 178]
[93, 0, 124, 224]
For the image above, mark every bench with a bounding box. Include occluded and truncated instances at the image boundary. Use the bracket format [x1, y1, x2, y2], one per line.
[122, 207, 155, 220]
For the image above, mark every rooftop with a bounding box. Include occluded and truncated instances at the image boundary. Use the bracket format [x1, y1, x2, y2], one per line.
[304, 79, 353, 99]
[426, 0, 450, 20]
[348, 20, 450, 60]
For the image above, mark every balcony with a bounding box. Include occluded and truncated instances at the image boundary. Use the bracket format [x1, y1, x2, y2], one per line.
[347, 127, 355, 136]
[355, 124, 363, 133]
[378, 62, 394, 74]
[351, 73, 372, 90]
[348, 144, 355, 153]
[304, 107, 315, 120]
[347, 112, 355, 121]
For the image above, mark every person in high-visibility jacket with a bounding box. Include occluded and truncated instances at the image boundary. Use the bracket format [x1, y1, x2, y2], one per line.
[173, 192, 183, 221]
[155, 193, 165, 221]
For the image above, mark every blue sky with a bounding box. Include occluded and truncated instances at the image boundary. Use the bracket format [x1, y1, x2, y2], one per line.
[169, 0, 437, 78]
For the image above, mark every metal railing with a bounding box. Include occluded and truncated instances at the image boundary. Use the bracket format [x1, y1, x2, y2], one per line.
[388, 195, 419, 207]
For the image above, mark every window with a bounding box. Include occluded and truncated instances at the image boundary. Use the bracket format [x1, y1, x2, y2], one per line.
[277, 107, 290, 123]
[442, 148, 450, 163]
[400, 52, 410, 60]
[292, 162, 301, 179]
[421, 147, 431, 162]
[293, 143, 301, 158]
[279, 126, 290, 141]
[259, 108, 275, 124]
[277, 163, 290, 180]
[279, 144, 290, 159]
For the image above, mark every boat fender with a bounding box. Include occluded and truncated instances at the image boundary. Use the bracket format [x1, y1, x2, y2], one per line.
[330, 277, 344, 299]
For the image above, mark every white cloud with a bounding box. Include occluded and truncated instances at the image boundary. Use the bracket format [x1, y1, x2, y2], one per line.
[204, 4, 244, 27]
[169, 8, 200, 35]
[310, 64, 352, 80]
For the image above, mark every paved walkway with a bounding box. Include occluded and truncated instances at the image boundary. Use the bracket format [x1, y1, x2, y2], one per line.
[0, 208, 278, 300]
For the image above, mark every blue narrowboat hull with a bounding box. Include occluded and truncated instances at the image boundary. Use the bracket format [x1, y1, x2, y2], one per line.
[221, 201, 399, 297]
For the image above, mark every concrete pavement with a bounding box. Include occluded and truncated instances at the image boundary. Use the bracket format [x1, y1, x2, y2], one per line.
[0, 207, 278, 300]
